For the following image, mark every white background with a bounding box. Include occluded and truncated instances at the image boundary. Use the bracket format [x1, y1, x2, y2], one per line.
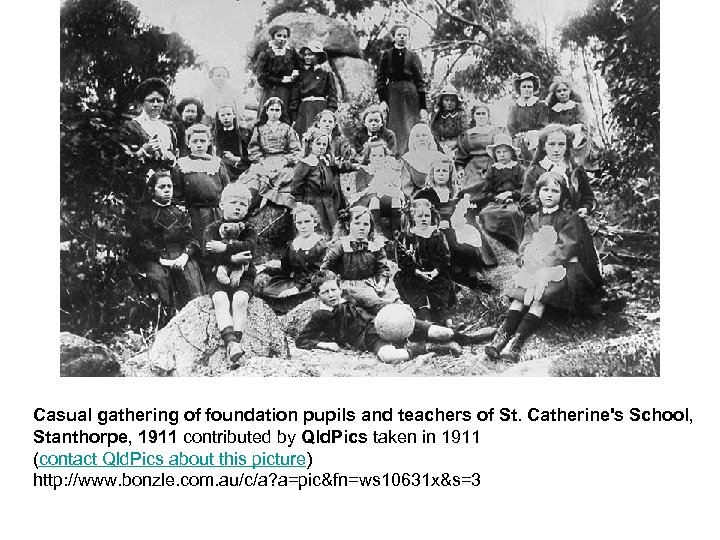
[1, 2, 717, 538]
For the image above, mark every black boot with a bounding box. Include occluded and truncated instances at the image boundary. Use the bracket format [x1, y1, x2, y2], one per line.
[484, 330, 510, 360]
[500, 334, 525, 363]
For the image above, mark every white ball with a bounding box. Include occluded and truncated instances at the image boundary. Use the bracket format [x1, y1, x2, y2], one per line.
[374, 303, 416, 342]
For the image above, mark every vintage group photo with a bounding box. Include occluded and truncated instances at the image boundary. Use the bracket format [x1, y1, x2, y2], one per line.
[59, 0, 660, 377]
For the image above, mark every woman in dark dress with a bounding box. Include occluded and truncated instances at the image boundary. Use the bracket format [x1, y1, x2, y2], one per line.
[254, 24, 302, 112]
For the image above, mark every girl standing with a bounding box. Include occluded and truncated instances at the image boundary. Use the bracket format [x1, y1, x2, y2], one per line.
[213, 103, 251, 181]
[394, 198, 455, 327]
[172, 124, 230, 246]
[473, 133, 526, 250]
[289, 41, 338, 138]
[257, 204, 328, 312]
[314, 110, 356, 169]
[429, 85, 469, 155]
[485, 171, 602, 362]
[455, 102, 507, 194]
[546, 76, 593, 168]
[254, 25, 301, 112]
[507, 72, 549, 165]
[399, 123, 446, 198]
[129, 171, 205, 327]
[321, 206, 399, 303]
[243, 97, 301, 209]
[290, 127, 344, 237]
[520, 124, 595, 217]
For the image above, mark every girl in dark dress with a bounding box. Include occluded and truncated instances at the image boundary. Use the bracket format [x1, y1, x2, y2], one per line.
[289, 41, 338, 138]
[507, 72, 549, 165]
[171, 123, 230, 247]
[129, 171, 205, 328]
[254, 24, 301, 112]
[290, 127, 344, 237]
[351, 105, 398, 157]
[213, 103, 251, 181]
[546, 76, 594, 168]
[416, 156, 497, 288]
[321, 206, 400, 303]
[473, 133, 526, 251]
[520, 124, 595, 218]
[429, 84, 469, 156]
[485, 171, 602, 362]
[394, 198, 455, 327]
[257, 204, 328, 312]
[175, 97, 205, 158]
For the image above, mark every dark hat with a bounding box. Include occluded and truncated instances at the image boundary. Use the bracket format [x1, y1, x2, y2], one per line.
[134, 78, 170, 101]
[513, 72, 541, 94]
[268, 24, 291, 38]
[413, 188, 442, 209]
[298, 40, 328, 64]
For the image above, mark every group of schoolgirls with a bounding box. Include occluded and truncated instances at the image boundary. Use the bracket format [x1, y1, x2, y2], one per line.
[126, 53, 603, 362]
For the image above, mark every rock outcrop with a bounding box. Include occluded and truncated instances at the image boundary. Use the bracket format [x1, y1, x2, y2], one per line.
[60, 332, 121, 377]
[131, 296, 289, 376]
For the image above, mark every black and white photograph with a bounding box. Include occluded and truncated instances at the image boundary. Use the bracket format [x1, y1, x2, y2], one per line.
[59, 0, 660, 377]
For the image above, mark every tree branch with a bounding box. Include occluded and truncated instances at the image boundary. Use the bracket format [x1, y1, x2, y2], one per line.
[431, 0, 495, 38]
[398, 0, 435, 32]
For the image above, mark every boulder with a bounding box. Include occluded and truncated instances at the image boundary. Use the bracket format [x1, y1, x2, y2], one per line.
[279, 296, 327, 339]
[248, 13, 362, 63]
[137, 296, 289, 376]
[331, 56, 376, 102]
[60, 332, 121, 377]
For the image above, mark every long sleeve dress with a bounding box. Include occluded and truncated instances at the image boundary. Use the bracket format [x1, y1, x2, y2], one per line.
[375, 47, 427, 155]
[506, 97, 549, 164]
[430, 110, 469, 155]
[352, 126, 398, 157]
[394, 226, 454, 322]
[507, 207, 602, 312]
[122, 113, 177, 177]
[455, 124, 507, 194]
[171, 155, 230, 246]
[321, 236, 399, 303]
[547, 99, 594, 168]
[473, 161, 527, 250]
[254, 44, 302, 110]
[290, 157, 344, 237]
[520, 158, 595, 216]
[289, 65, 338, 137]
[259, 233, 327, 312]
[242, 121, 301, 209]
[213, 120, 252, 181]
[128, 200, 205, 310]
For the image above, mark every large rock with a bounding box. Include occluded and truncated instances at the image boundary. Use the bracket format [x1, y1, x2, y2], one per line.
[332, 56, 375, 102]
[137, 296, 289, 376]
[60, 332, 121, 377]
[248, 13, 361, 63]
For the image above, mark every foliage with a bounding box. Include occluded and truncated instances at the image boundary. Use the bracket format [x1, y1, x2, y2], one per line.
[561, 0, 659, 230]
[60, 0, 198, 339]
[61, 0, 196, 112]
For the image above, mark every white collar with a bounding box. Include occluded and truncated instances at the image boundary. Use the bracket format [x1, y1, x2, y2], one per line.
[152, 199, 171, 207]
[516, 96, 539, 107]
[539, 156, 568, 172]
[177, 155, 222, 174]
[137, 109, 161, 124]
[292, 233, 324, 251]
[541, 206, 560, 215]
[222, 125, 235, 131]
[493, 160, 518, 170]
[551, 100, 577, 112]
[393, 45, 406, 50]
[440, 111, 459, 119]
[409, 225, 437, 238]
[268, 41, 287, 55]
[340, 236, 381, 252]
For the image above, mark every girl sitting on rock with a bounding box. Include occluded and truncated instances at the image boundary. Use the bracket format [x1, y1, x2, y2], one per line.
[485, 171, 602, 362]
[257, 204, 328, 312]
[520, 124, 594, 218]
[394, 198, 455, 327]
[320, 206, 399, 304]
[243, 97, 301, 210]
[430, 84, 469, 155]
[129, 171, 205, 328]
